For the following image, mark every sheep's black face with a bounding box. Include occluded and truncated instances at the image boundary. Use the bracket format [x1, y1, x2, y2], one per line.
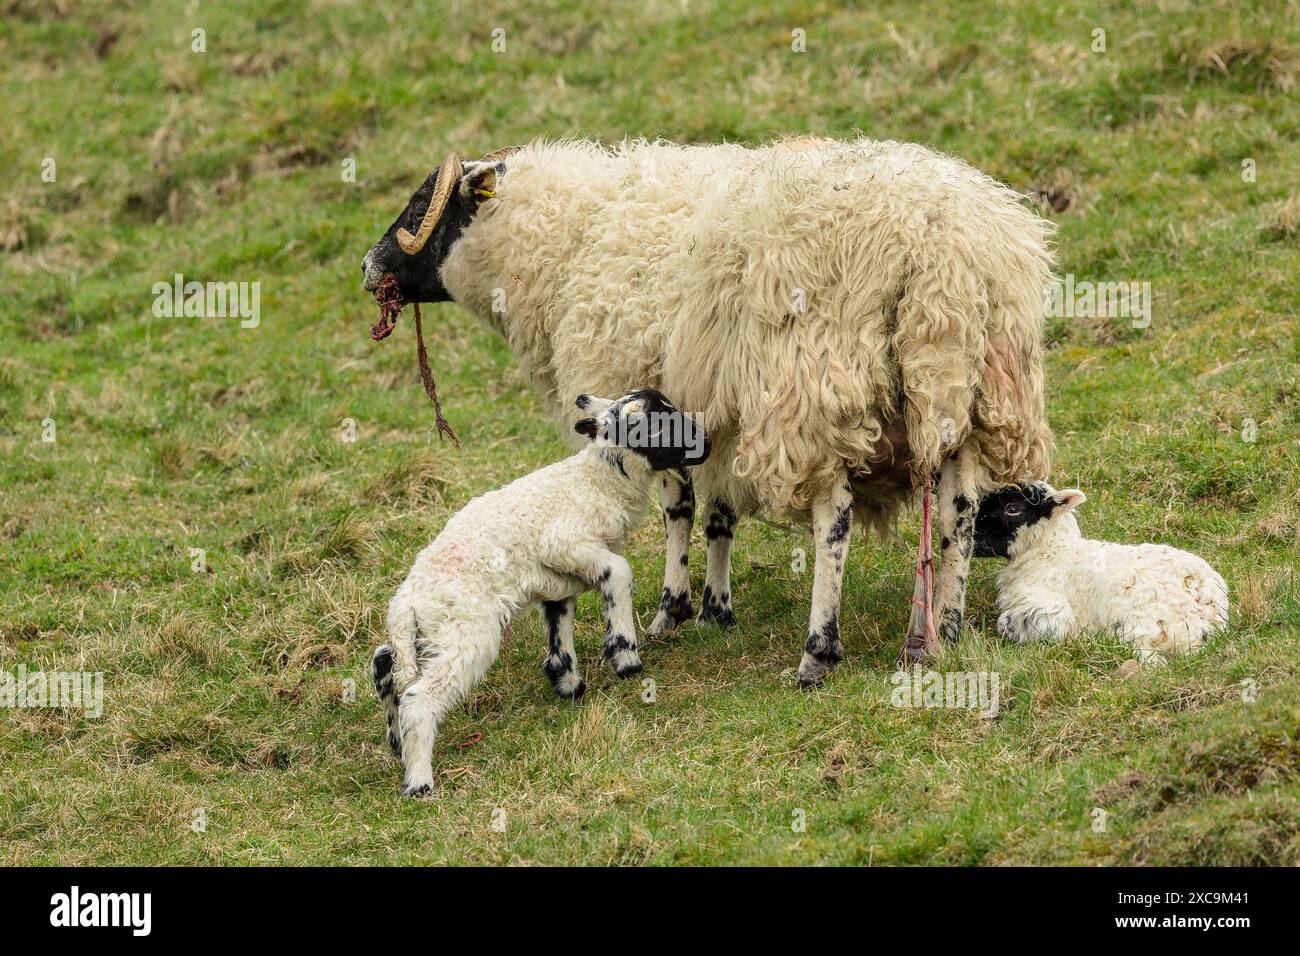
[360, 163, 473, 303]
[974, 482, 1087, 558]
[574, 389, 711, 470]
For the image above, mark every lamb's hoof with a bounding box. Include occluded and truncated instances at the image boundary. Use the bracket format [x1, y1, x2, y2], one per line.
[697, 604, 736, 628]
[553, 673, 587, 700]
[402, 783, 433, 799]
[604, 636, 642, 678]
[612, 654, 644, 679]
[795, 651, 837, 689]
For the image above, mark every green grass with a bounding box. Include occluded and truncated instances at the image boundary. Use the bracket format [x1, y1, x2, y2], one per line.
[2, 0, 1299, 865]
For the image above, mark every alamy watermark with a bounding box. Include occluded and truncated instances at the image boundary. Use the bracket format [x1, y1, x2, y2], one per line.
[151, 273, 260, 328]
[598, 410, 708, 461]
[890, 665, 1000, 718]
[1045, 274, 1151, 329]
[50, 886, 150, 936]
[1, 665, 103, 718]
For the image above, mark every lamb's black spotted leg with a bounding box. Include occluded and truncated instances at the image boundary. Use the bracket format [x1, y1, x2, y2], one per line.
[698, 498, 737, 626]
[935, 447, 977, 645]
[541, 596, 584, 699]
[648, 469, 695, 637]
[796, 472, 853, 687]
[545, 545, 643, 679]
[371, 644, 401, 758]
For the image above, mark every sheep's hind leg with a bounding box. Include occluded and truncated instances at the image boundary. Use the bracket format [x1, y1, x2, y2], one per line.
[542, 596, 585, 699]
[797, 473, 854, 687]
[935, 449, 978, 645]
[647, 470, 695, 637]
[698, 498, 737, 627]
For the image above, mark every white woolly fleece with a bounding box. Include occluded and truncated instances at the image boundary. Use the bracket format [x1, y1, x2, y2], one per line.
[439, 136, 1056, 523]
[997, 508, 1230, 661]
[384, 440, 657, 794]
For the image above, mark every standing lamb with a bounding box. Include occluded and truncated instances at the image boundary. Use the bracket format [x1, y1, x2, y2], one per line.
[372, 389, 710, 796]
[973, 482, 1229, 660]
[361, 137, 1055, 682]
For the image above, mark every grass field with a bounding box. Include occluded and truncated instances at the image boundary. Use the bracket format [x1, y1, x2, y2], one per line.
[2, 0, 1299, 865]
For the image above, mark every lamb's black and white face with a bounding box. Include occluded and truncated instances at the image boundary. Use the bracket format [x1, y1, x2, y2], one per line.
[360, 159, 500, 302]
[573, 389, 711, 470]
[973, 481, 1086, 558]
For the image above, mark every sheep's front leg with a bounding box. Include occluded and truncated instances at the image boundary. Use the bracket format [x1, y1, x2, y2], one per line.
[698, 498, 737, 626]
[936, 449, 978, 645]
[546, 547, 643, 678]
[541, 596, 585, 699]
[647, 469, 695, 637]
[796, 473, 853, 687]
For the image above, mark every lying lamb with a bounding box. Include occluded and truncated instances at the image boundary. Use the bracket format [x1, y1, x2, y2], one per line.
[973, 482, 1228, 661]
[371, 389, 709, 796]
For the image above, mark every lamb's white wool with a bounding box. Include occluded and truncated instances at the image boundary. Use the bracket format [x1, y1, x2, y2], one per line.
[974, 482, 1229, 661]
[364, 136, 1056, 682]
[371, 390, 708, 797]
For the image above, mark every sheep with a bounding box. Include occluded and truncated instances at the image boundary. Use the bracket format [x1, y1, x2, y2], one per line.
[972, 482, 1229, 660]
[371, 389, 710, 796]
[361, 136, 1055, 683]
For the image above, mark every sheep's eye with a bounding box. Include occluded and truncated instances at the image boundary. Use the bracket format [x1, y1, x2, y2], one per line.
[1005, 503, 1024, 517]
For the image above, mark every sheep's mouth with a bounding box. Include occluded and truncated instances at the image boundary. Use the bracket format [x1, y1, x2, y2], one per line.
[370, 273, 405, 341]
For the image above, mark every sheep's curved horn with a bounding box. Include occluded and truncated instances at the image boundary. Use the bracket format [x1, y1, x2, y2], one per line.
[480, 145, 521, 164]
[396, 152, 462, 255]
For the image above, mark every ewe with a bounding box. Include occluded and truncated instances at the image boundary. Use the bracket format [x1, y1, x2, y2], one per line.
[362, 137, 1055, 681]
[973, 482, 1229, 661]
[372, 390, 709, 796]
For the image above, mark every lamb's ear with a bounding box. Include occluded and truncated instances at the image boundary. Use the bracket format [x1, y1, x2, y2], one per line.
[575, 394, 615, 414]
[458, 161, 501, 205]
[1049, 489, 1086, 516]
[574, 418, 599, 440]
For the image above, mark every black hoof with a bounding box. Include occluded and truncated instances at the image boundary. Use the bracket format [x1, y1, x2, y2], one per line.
[698, 605, 736, 627]
[615, 660, 643, 680]
[402, 784, 432, 799]
[557, 679, 587, 700]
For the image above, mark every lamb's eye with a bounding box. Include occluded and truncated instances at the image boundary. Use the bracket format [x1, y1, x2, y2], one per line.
[1005, 503, 1024, 517]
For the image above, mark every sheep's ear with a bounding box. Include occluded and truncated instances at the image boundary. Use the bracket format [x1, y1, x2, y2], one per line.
[575, 394, 614, 414]
[1050, 489, 1086, 516]
[458, 161, 500, 205]
[574, 417, 599, 440]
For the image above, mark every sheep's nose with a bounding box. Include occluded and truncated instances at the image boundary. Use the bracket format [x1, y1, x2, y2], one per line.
[360, 251, 380, 292]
